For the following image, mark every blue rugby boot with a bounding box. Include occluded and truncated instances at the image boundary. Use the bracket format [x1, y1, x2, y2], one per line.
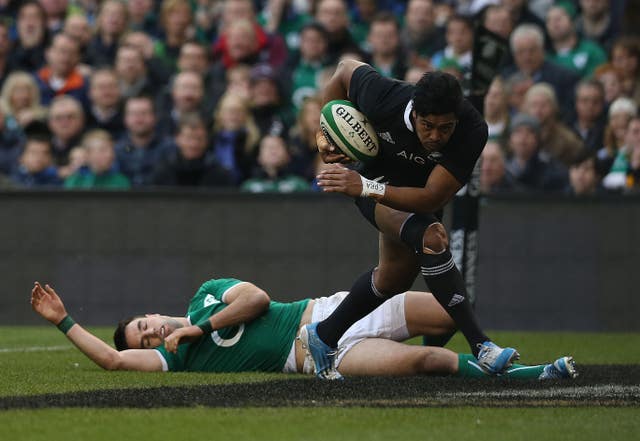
[539, 356, 578, 380]
[297, 322, 344, 380]
[476, 341, 520, 374]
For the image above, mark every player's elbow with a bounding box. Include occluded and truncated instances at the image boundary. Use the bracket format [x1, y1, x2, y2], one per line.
[253, 289, 271, 312]
[102, 352, 125, 371]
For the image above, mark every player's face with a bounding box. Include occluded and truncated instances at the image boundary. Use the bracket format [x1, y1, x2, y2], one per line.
[125, 315, 184, 349]
[413, 111, 457, 152]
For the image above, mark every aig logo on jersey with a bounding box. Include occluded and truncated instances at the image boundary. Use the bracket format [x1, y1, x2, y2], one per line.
[397, 150, 426, 165]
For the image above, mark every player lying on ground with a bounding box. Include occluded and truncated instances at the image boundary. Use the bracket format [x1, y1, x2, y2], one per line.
[30, 278, 576, 379]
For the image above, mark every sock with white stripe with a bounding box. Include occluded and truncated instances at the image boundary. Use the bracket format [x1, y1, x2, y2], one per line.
[421, 250, 488, 356]
[456, 354, 545, 379]
[316, 268, 388, 348]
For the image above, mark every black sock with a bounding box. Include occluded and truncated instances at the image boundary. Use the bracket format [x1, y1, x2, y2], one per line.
[316, 268, 387, 348]
[421, 250, 488, 356]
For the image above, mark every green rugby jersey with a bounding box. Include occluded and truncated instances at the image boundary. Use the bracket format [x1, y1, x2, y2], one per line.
[154, 278, 309, 372]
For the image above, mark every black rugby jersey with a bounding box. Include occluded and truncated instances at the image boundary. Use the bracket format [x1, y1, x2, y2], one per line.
[348, 65, 487, 188]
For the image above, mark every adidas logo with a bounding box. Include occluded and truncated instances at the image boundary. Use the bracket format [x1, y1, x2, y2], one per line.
[448, 294, 465, 307]
[378, 131, 395, 144]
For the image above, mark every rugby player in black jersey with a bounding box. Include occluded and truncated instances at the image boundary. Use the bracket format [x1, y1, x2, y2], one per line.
[299, 59, 519, 380]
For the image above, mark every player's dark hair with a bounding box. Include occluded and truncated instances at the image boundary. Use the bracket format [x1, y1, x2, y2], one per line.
[413, 71, 463, 117]
[113, 316, 138, 351]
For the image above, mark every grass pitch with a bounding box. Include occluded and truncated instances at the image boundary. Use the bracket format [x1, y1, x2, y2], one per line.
[0, 327, 638, 440]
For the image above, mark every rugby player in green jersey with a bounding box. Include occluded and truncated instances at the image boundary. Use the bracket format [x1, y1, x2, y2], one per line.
[30, 278, 576, 379]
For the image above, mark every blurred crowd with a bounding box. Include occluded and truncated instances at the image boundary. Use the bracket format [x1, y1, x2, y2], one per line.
[0, 0, 639, 195]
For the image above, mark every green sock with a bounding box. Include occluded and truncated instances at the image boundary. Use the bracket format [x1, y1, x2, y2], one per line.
[456, 354, 545, 379]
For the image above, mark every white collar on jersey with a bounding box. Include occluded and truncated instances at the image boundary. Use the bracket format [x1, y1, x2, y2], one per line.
[404, 100, 414, 132]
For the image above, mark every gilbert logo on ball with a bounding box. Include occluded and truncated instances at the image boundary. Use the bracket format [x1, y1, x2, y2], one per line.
[320, 100, 379, 162]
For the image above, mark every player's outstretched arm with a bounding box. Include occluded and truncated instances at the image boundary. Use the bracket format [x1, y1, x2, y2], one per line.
[30, 282, 162, 371]
[164, 282, 271, 353]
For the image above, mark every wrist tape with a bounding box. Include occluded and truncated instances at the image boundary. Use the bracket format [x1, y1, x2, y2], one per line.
[360, 176, 386, 198]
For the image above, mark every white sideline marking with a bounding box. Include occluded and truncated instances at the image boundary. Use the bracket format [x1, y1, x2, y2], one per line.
[0, 345, 72, 353]
[437, 385, 640, 399]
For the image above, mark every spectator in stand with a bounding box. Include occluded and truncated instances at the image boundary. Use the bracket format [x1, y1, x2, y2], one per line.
[85, 0, 129, 67]
[482, 4, 514, 40]
[431, 15, 473, 80]
[157, 0, 195, 73]
[152, 114, 234, 188]
[10, 122, 62, 188]
[565, 149, 603, 196]
[259, 0, 312, 54]
[350, 0, 383, 47]
[400, 0, 445, 69]
[602, 116, 640, 191]
[47, 95, 86, 168]
[114, 44, 153, 99]
[366, 12, 408, 80]
[0, 72, 47, 128]
[241, 134, 310, 193]
[40, 0, 70, 34]
[504, 24, 580, 120]
[610, 36, 640, 104]
[505, 113, 569, 193]
[115, 95, 172, 187]
[64, 129, 130, 189]
[289, 22, 331, 112]
[11, 1, 50, 73]
[625, 137, 640, 193]
[480, 140, 519, 194]
[571, 79, 606, 152]
[209, 18, 275, 104]
[127, 0, 159, 36]
[35, 33, 89, 108]
[192, 0, 221, 43]
[158, 70, 206, 137]
[315, 0, 362, 62]
[62, 145, 88, 179]
[225, 64, 251, 101]
[120, 31, 173, 88]
[211, 92, 260, 184]
[593, 64, 624, 107]
[597, 97, 637, 177]
[0, 20, 11, 89]
[0, 105, 24, 175]
[546, 3, 607, 79]
[249, 63, 292, 138]
[213, 0, 288, 69]
[504, 72, 534, 115]
[176, 41, 217, 115]
[502, 0, 546, 29]
[288, 94, 322, 180]
[483, 76, 510, 142]
[575, 0, 618, 52]
[522, 83, 584, 167]
[63, 14, 93, 65]
[86, 68, 124, 136]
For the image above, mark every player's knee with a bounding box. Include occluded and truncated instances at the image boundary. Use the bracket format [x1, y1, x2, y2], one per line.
[423, 223, 448, 254]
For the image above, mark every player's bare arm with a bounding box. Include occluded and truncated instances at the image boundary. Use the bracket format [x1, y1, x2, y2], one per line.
[317, 164, 462, 215]
[317, 59, 367, 164]
[163, 282, 271, 353]
[30, 282, 162, 371]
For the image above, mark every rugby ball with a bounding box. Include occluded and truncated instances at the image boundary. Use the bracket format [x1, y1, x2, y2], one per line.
[320, 100, 379, 162]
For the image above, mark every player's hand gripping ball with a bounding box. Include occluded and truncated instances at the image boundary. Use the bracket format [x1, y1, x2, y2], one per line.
[320, 100, 379, 162]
